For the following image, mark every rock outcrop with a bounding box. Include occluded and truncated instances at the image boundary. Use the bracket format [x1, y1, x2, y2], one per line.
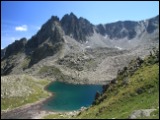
[128, 109, 157, 119]
[61, 12, 94, 42]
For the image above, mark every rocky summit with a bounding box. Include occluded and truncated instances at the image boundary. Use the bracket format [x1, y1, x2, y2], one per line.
[1, 13, 159, 84]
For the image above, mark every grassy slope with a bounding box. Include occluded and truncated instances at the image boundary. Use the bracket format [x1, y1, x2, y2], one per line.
[44, 48, 159, 119]
[76, 50, 159, 119]
[76, 64, 159, 119]
[1, 75, 50, 110]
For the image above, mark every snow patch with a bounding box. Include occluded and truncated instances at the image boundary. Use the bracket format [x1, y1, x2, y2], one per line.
[86, 46, 91, 48]
[104, 35, 108, 39]
[115, 46, 123, 50]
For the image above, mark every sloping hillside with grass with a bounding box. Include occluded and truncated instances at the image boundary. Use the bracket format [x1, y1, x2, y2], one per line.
[1, 75, 50, 111]
[76, 47, 159, 119]
[44, 47, 159, 119]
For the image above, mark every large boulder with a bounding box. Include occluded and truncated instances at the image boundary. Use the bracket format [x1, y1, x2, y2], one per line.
[128, 109, 156, 119]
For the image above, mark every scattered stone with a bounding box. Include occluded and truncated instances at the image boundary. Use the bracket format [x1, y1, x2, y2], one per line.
[128, 109, 156, 119]
[111, 79, 117, 84]
[122, 77, 130, 85]
[136, 87, 144, 94]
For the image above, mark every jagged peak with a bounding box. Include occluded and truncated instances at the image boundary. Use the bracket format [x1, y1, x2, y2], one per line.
[79, 17, 88, 22]
[70, 12, 76, 17]
[39, 15, 60, 34]
[50, 16, 59, 22]
[70, 12, 75, 16]
[79, 17, 92, 25]
[19, 37, 27, 42]
[61, 12, 78, 22]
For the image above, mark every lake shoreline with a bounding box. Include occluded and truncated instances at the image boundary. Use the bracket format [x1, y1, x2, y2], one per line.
[43, 81, 103, 111]
[1, 80, 80, 119]
[1, 80, 56, 119]
[1, 95, 85, 119]
[1, 80, 102, 119]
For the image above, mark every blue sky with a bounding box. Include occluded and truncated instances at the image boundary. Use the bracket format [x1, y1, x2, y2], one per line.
[1, 1, 159, 49]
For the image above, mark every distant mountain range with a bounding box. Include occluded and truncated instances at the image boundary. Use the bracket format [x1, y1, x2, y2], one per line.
[1, 13, 159, 84]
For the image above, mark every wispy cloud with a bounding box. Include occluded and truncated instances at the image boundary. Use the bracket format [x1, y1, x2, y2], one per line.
[15, 25, 28, 31]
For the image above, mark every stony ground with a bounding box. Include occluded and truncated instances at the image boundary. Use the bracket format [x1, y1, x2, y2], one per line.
[20, 43, 157, 85]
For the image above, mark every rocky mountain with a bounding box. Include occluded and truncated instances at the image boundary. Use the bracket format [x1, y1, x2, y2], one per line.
[4, 38, 27, 58]
[61, 12, 94, 42]
[1, 13, 159, 84]
[1, 48, 6, 59]
[96, 16, 158, 40]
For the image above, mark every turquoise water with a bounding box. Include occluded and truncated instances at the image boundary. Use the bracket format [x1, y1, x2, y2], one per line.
[43, 81, 102, 111]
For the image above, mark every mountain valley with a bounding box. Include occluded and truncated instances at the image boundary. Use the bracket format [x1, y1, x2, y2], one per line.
[1, 13, 159, 119]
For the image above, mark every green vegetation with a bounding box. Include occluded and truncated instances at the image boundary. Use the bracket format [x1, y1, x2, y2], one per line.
[75, 64, 159, 119]
[39, 65, 61, 75]
[21, 57, 31, 70]
[1, 75, 50, 110]
[44, 48, 159, 119]
[38, 65, 71, 81]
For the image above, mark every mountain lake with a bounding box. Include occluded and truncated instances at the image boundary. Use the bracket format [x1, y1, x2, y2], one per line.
[42, 81, 103, 111]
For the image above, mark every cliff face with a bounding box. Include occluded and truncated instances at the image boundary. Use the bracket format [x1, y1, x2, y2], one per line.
[61, 13, 94, 42]
[3, 38, 27, 59]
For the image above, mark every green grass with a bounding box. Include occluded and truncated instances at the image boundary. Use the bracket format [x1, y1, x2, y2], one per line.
[1, 75, 50, 110]
[38, 65, 71, 81]
[21, 57, 31, 70]
[39, 65, 61, 75]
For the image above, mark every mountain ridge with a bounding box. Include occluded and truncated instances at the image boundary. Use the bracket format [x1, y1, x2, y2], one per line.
[1, 13, 159, 84]
[1, 13, 159, 56]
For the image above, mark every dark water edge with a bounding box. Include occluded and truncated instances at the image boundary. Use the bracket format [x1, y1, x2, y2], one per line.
[42, 81, 103, 112]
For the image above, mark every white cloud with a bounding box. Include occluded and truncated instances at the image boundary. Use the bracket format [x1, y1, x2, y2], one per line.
[15, 25, 28, 31]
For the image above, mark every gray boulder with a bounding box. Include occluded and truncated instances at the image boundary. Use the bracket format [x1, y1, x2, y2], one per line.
[128, 109, 156, 119]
